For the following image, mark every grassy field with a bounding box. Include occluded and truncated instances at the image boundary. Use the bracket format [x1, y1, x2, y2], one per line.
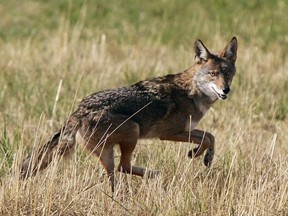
[1, 0, 288, 215]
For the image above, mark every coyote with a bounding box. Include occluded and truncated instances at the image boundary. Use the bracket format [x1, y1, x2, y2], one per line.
[21, 37, 238, 192]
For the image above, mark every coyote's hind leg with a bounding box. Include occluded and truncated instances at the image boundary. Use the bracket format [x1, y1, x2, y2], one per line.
[86, 143, 117, 192]
[118, 140, 159, 179]
[115, 121, 158, 178]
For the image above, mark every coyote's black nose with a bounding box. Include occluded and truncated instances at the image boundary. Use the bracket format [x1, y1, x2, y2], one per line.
[222, 87, 230, 94]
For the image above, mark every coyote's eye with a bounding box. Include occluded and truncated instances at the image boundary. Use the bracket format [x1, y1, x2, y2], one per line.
[209, 71, 218, 77]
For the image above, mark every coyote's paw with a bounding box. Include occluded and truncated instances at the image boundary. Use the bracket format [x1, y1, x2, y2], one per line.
[187, 147, 214, 167]
[203, 148, 214, 167]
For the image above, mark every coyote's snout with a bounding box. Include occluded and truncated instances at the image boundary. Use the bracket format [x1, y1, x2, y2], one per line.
[21, 37, 238, 192]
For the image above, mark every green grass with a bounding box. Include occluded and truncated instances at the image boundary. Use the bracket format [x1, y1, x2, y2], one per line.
[1, 0, 288, 47]
[0, 0, 288, 215]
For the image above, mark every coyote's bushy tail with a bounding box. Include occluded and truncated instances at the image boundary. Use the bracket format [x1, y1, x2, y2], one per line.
[21, 115, 80, 179]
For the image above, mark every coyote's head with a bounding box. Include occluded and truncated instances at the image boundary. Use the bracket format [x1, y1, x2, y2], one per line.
[193, 37, 238, 101]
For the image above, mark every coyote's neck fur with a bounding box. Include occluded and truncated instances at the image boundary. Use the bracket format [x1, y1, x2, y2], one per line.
[174, 66, 218, 110]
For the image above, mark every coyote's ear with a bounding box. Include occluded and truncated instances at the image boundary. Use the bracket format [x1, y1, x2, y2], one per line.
[222, 37, 238, 64]
[194, 40, 211, 62]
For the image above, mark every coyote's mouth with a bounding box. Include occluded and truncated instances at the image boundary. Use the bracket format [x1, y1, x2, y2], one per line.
[211, 87, 227, 100]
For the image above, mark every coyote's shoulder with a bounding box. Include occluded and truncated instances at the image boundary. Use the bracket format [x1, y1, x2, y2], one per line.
[21, 37, 238, 193]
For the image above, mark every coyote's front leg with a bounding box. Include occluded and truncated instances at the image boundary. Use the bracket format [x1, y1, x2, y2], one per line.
[160, 129, 215, 167]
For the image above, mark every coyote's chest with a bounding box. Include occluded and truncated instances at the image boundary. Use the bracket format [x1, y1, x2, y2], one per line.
[184, 119, 199, 131]
[184, 101, 210, 131]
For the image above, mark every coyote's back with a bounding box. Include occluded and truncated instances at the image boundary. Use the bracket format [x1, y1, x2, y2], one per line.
[21, 37, 238, 192]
